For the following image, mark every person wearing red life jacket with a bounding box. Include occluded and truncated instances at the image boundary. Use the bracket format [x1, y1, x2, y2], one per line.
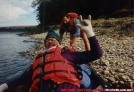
[0, 15, 102, 92]
[60, 12, 90, 51]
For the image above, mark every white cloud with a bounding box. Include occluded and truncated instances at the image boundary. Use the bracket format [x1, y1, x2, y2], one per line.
[21, 1, 30, 6]
[14, 0, 33, 8]
[20, 15, 27, 19]
[0, 0, 34, 22]
[28, 8, 34, 12]
[9, 5, 28, 20]
[0, 16, 8, 22]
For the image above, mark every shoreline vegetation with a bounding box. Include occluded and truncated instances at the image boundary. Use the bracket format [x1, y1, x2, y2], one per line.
[19, 16, 134, 88]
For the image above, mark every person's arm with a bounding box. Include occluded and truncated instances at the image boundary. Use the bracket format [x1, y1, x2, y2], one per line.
[74, 15, 102, 63]
[80, 30, 90, 51]
[69, 19, 80, 47]
[73, 19, 80, 37]
[61, 36, 102, 64]
[72, 36, 102, 64]
[70, 36, 78, 47]
[73, 19, 90, 50]
[3, 65, 33, 92]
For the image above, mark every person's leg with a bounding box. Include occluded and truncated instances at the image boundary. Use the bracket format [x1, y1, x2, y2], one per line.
[80, 31, 90, 51]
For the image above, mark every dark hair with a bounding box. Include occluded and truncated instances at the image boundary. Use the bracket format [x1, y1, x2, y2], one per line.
[63, 13, 70, 18]
[61, 12, 70, 19]
[60, 12, 70, 28]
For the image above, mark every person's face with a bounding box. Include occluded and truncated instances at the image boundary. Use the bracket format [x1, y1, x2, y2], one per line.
[62, 16, 70, 27]
[45, 37, 60, 49]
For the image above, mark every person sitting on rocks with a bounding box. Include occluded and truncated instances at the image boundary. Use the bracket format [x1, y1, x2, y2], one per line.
[0, 15, 102, 92]
[60, 12, 90, 50]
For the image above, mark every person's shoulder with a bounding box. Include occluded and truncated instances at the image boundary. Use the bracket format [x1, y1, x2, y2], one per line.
[73, 18, 80, 24]
[35, 52, 43, 59]
[74, 18, 79, 21]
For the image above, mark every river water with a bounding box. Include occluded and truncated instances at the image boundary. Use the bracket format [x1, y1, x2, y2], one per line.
[0, 32, 35, 84]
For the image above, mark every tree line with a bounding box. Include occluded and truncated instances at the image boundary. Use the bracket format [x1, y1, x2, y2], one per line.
[0, 26, 37, 32]
[32, 0, 134, 31]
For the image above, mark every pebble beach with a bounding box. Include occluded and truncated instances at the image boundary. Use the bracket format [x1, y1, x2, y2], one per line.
[20, 16, 134, 88]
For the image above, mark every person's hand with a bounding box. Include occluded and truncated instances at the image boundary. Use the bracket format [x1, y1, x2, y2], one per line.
[77, 15, 95, 38]
[0, 83, 8, 92]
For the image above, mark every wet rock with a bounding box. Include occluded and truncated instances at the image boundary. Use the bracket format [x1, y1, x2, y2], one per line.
[23, 40, 33, 42]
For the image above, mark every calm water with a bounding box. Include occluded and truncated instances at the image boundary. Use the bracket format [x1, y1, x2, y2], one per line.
[0, 32, 35, 84]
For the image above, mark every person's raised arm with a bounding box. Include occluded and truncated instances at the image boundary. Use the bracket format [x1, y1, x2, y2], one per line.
[71, 15, 102, 64]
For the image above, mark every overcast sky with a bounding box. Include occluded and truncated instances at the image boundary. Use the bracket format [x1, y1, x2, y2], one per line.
[0, 0, 38, 27]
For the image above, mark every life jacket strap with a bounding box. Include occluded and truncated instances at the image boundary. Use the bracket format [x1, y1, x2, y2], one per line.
[32, 70, 77, 82]
[44, 60, 65, 65]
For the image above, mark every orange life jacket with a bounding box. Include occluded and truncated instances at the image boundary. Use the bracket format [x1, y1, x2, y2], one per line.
[61, 12, 78, 32]
[30, 46, 80, 92]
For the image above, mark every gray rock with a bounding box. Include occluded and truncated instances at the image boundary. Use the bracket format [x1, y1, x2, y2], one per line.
[126, 81, 134, 88]
[132, 74, 134, 80]
[119, 81, 124, 84]
[112, 81, 118, 84]
[119, 75, 129, 81]
[102, 70, 109, 75]
[107, 77, 116, 82]
[116, 69, 125, 73]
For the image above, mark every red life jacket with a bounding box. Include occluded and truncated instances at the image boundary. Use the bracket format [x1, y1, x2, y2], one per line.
[30, 46, 80, 92]
[61, 12, 78, 32]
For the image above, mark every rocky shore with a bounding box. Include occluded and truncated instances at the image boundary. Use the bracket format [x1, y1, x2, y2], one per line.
[20, 16, 134, 88]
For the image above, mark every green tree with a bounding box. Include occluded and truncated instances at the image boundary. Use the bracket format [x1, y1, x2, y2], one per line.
[31, 0, 134, 30]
